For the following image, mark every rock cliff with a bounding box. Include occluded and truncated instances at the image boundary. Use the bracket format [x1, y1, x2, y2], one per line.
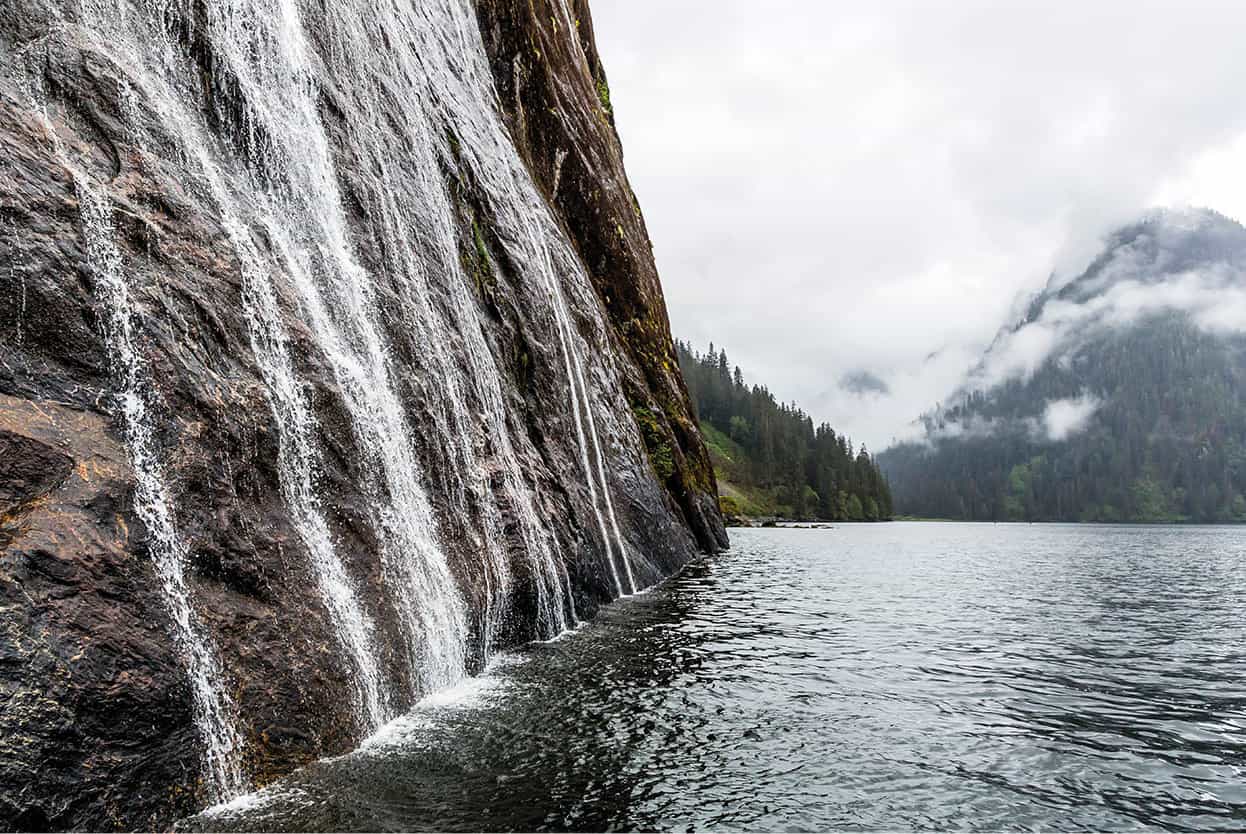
[0, 0, 726, 829]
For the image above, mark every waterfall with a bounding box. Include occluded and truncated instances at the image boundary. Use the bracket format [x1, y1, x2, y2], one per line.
[23, 0, 654, 796]
[530, 219, 639, 596]
[69, 0, 394, 736]
[362, 147, 576, 646]
[309, 4, 570, 647]
[230, 217, 391, 729]
[72, 173, 246, 802]
[408, 0, 640, 595]
[136, 0, 473, 695]
[115, 13, 393, 731]
[20, 23, 246, 796]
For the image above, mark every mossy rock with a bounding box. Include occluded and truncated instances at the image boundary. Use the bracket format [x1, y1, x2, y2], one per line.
[632, 405, 675, 481]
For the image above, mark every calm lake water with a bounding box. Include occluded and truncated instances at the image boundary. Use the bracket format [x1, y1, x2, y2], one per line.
[191, 523, 1246, 832]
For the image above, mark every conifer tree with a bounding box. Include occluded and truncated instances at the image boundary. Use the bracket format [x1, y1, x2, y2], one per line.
[676, 341, 893, 521]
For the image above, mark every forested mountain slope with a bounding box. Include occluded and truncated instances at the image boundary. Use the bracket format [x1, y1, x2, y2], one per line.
[677, 342, 892, 521]
[880, 209, 1246, 523]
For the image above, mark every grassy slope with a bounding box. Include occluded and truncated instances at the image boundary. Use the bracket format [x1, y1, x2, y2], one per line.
[699, 421, 793, 518]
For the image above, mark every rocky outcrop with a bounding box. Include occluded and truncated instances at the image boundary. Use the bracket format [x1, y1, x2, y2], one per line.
[474, 0, 727, 555]
[0, 0, 725, 830]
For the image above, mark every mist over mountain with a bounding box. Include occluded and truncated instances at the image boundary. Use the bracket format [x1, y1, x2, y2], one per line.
[880, 208, 1246, 523]
[840, 371, 891, 397]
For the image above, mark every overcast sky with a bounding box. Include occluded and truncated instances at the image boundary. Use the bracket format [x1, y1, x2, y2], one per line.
[590, 0, 1246, 450]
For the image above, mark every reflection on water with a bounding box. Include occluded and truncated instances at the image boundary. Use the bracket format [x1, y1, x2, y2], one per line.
[189, 523, 1246, 831]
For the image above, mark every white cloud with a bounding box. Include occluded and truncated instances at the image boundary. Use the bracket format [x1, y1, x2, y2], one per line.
[1153, 133, 1246, 225]
[926, 412, 1012, 444]
[1043, 394, 1101, 442]
[972, 265, 1246, 390]
[917, 392, 1099, 445]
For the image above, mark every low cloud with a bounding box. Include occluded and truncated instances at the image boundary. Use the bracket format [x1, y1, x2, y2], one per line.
[1043, 393, 1101, 441]
[839, 370, 891, 397]
[970, 212, 1246, 391]
[922, 411, 1025, 445]
[593, 1, 1246, 450]
[919, 391, 1100, 445]
[975, 269, 1246, 389]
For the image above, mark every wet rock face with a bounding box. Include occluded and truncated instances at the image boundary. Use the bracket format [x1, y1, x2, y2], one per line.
[1, 56, 362, 828]
[474, 0, 729, 556]
[0, 396, 206, 832]
[1, 0, 723, 830]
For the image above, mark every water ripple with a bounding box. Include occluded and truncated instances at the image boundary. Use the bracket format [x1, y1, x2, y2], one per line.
[189, 523, 1246, 832]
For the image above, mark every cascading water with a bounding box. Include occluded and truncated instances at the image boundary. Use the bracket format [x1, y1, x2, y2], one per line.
[70, 0, 393, 733]
[155, 0, 472, 695]
[16, 22, 247, 797]
[70, 172, 247, 802]
[18, 0, 659, 800]
[340, 9, 580, 641]
[532, 218, 639, 596]
[315, 36, 543, 649]
[407, 0, 642, 595]
[0, 0, 723, 825]
[230, 218, 391, 729]
[359, 146, 574, 648]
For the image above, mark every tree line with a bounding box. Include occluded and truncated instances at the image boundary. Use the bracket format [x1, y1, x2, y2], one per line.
[677, 341, 893, 521]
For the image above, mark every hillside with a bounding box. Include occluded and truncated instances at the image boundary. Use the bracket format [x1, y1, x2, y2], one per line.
[677, 342, 892, 521]
[880, 209, 1246, 523]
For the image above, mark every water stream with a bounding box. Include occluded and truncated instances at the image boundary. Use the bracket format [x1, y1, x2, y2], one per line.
[73, 173, 247, 802]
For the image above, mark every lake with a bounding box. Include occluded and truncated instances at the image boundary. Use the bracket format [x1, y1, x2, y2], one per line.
[190, 523, 1246, 831]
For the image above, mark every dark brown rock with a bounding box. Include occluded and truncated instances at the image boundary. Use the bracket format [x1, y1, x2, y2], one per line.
[0, 2, 726, 830]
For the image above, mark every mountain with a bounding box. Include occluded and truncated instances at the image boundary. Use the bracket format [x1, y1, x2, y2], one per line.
[880, 208, 1246, 523]
[0, 0, 725, 828]
[676, 342, 893, 522]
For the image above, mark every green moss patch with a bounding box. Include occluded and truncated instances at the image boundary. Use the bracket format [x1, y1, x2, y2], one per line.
[633, 405, 675, 481]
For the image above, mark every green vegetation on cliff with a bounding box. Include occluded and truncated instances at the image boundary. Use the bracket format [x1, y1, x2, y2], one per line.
[677, 341, 892, 521]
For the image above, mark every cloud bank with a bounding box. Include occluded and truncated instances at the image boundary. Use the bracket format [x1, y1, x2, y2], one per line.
[921, 390, 1101, 447]
[971, 212, 1246, 391]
